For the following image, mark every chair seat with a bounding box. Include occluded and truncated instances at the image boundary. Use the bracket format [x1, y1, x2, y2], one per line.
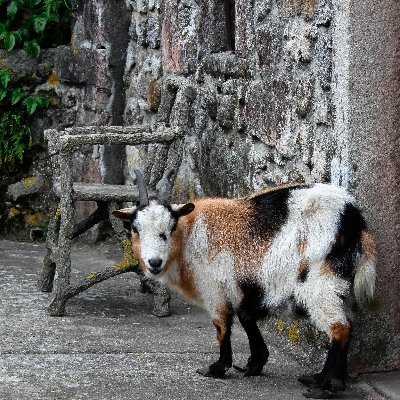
[54, 182, 153, 202]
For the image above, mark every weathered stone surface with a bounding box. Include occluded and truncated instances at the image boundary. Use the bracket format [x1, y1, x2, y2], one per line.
[0, 49, 56, 84]
[55, 46, 110, 87]
[6, 176, 44, 201]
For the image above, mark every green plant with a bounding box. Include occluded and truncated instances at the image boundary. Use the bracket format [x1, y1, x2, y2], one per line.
[0, 68, 50, 167]
[0, 0, 73, 58]
[0, 110, 31, 165]
[0, 66, 51, 166]
[0, 0, 72, 166]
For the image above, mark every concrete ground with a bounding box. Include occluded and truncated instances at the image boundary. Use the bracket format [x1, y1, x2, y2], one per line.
[0, 239, 399, 400]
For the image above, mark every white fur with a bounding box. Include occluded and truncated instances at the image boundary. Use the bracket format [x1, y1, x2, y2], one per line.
[134, 200, 176, 273]
[183, 216, 242, 315]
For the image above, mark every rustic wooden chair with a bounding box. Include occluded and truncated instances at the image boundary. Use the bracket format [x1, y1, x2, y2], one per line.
[37, 124, 182, 317]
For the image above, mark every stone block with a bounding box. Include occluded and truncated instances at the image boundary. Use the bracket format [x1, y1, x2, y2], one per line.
[217, 95, 236, 129]
[200, 53, 251, 79]
[55, 46, 110, 87]
[245, 79, 290, 147]
[6, 176, 44, 201]
[161, 0, 198, 74]
[0, 49, 56, 85]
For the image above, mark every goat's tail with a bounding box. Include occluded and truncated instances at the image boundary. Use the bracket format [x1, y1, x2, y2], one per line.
[353, 231, 377, 305]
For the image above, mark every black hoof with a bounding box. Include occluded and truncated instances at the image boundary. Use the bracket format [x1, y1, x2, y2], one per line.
[320, 377, 345, 393]
[298, 374, 322, 388]
[233, 365, 246, 373]
[303, 388, 334, 399]
[196, 364, 228, 379]
[244, 364, 264, 377]
[234, 354, 268, 377]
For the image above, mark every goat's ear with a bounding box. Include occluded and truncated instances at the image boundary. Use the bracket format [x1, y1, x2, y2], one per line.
[112, 207, 136, 221]
[176, 203, 195, 217]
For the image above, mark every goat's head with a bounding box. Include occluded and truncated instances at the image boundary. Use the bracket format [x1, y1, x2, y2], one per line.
[112, 169, 195, 276]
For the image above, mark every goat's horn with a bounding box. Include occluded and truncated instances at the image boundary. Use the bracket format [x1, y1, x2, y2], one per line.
[157, 168, 174, 205]
[134, 168, 149, 206]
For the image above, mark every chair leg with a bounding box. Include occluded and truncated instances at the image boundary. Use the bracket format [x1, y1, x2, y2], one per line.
[48, 185, 74, 316]
[140, 276, 171, 317]
[153, 282, 171, 317]
[38, 197, 59, 292]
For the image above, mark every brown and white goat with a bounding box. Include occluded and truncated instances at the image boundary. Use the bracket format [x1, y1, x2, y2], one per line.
[113, 169, 377, 399]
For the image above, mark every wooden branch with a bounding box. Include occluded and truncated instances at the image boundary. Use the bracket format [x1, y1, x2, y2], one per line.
[69, 203, 109, 240]
[64, 262, 141, 300]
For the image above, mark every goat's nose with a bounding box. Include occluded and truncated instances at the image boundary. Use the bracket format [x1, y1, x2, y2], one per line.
[148, 258, 163, 273]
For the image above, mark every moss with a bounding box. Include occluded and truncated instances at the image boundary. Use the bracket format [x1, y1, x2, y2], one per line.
[288, 322, 299, 344]
[377, 331, 386, 341]
[47, 71, 59, 87]
[114, 239, 138, 271]
[55, 202, 60, 220]
[22, 177, 37, 187]
[9, 207, 21, 217]
[147, 79, 161, 112]
[24, 211, 45, 227]
[277, 319, 285, 334]
[368, 297, 382, 313]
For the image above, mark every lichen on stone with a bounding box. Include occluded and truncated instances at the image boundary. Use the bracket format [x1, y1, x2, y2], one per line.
[22, 177, 37, 187]
[24, 212, 45, 227]
[9, 207, 21, 218]
[114, 239, 138, 271]
[288, 322, 299, 344]
[277, 319, 285, 334]
[48, 71, 59, 87]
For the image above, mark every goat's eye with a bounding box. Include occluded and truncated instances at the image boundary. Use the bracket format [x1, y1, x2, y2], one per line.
[159, 233, 167, 241]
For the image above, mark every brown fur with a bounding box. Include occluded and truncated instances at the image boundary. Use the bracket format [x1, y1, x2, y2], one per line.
[184, 198, 272, 282]
[298, 259, 309, 282]
[319, 260, 334, 277]
[131, 231, 145, 271]
[361, 231, 378, 263]
[212, 304, 233, 349]
[297, 238, 307, 255]
[330, 322, 351, 348]
[163, 221, 199, 301]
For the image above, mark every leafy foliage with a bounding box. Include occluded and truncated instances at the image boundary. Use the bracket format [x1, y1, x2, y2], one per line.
[0, 66, 51, 165]
[0, 0, 72, 57]
[0, 110, 31, 166]
[0, 0, 72, 166]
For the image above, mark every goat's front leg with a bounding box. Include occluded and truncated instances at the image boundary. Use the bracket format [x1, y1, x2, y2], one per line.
[197, 305, 234, 378]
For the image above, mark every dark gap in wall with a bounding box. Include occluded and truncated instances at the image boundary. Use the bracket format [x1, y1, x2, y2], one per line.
[102, 0, 131, 186]
[224, 0, 235, 51]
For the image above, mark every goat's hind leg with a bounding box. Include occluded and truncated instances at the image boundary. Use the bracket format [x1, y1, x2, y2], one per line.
[302, 321, 351, 398]
[297, 276, 351, 397]
[236, 310, 269, 376]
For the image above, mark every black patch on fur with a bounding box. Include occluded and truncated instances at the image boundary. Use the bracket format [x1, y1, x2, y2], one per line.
[239, 280, 269, 321]
[326, 203, 366, 279]
[248, 185, 306, 236]
[298, 266, 309, 283]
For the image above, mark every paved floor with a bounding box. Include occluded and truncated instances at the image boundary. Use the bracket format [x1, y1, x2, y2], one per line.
[0, 240, 399, 400]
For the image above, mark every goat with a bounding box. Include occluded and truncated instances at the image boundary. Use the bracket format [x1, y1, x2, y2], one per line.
[113, 169, 377, 399]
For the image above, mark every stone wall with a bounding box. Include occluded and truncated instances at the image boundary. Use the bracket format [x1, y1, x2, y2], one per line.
[123, 0, 341, 198]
